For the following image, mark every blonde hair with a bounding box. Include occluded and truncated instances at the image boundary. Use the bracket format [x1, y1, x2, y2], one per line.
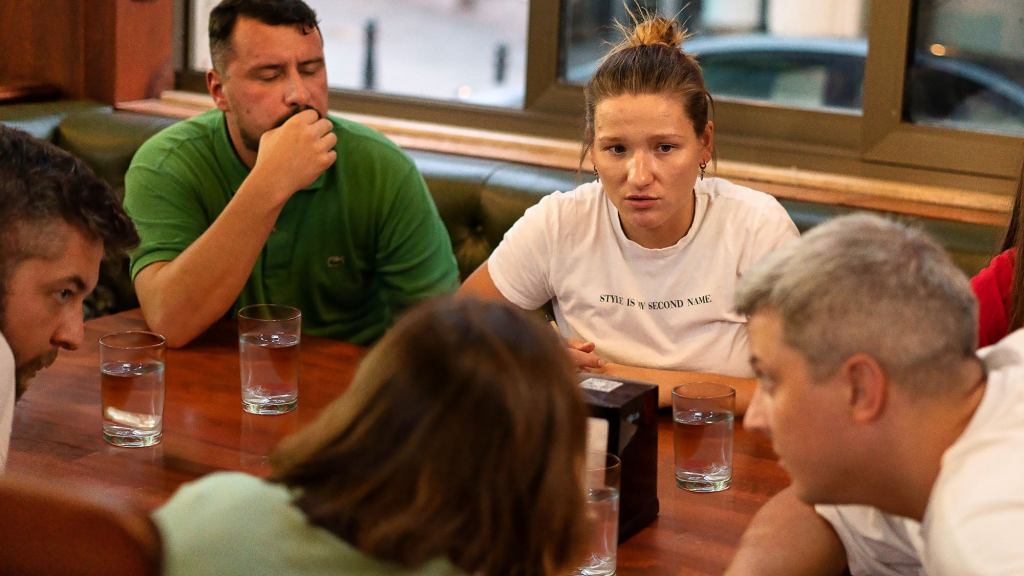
[582, 11, 712, 163]
[611, 12, 688, 51]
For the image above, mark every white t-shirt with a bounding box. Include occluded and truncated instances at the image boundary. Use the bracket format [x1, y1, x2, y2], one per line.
[815, 505, 924, 576]
[921, 328, 1024, 575]
[488, 177, 798, 377]
[0, 330, 15, 472]
[817, 329, 1024, 575]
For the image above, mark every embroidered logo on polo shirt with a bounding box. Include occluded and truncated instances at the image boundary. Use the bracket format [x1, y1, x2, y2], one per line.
[327, 256, 345, 268]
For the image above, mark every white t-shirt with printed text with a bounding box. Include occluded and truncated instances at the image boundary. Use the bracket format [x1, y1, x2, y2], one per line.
[488, 177, 798, 377]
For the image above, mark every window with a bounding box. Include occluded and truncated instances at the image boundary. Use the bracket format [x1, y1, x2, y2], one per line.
[180, 0, 1023, 187]
[189, 0, 529, 108]
[561, 0, 868, 114]
[906, 0, 1024, 137]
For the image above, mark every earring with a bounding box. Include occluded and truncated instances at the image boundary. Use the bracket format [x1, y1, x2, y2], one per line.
[593, 167, 600, 182]
[699, 160, 707, 181]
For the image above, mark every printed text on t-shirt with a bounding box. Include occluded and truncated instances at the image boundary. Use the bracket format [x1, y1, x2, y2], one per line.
[598, 294, 712, 310]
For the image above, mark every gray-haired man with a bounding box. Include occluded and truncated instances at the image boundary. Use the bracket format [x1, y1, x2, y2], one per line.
[726, 213, 1024, 575]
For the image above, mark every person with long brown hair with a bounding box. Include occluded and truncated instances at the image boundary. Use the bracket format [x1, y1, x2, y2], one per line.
[971, 157, 1024, 347]
[459, 11, 798, 411]
[154, 297, 589, 575]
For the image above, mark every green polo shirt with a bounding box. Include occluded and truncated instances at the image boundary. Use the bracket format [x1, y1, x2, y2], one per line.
[124, 109, 458, 345]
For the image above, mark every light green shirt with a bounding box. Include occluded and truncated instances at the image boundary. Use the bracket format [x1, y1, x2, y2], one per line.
[155, 472, 464, 576]
[124, 110, 458, 345]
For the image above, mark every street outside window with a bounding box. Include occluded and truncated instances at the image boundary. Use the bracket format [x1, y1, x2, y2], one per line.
[189, 0, 528, 108]
[906, 0, 1024, 137]
[561, 0, 869, 113]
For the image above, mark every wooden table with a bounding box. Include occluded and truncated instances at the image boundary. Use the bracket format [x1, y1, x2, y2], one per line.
[8, 310, 789, 575]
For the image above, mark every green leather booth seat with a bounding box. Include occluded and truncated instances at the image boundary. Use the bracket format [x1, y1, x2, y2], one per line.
[0, 101, 1005, 317]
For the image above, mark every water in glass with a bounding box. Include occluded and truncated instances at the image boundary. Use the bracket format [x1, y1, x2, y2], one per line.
[573, 486, 619, 576]
[673, 409, 733, 492]
[239, 332, 299, 414]
[101, 360, 164, 447]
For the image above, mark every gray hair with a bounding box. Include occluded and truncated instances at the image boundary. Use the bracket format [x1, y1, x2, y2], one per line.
[735, 213, 977, 390]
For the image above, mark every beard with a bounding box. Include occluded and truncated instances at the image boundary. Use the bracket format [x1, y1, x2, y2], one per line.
[14, 348, 58, 400]
[0, 279, 56, 401]
[238, 104, 319, 154]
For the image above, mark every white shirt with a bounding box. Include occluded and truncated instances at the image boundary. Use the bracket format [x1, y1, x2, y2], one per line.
[815, 505, 924, 576]
[818, 328, 1024, 575]
[488, 177, 798, 377]
[921, 328, 1024, 575]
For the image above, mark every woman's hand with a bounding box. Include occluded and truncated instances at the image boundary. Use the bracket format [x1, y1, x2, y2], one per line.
[566, 339, 606, 372]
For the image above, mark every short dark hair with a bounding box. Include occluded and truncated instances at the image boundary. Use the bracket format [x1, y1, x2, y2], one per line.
[271, 297, 589, 575]
[0, 125, 139, 269]
[208, 0, 320, 71]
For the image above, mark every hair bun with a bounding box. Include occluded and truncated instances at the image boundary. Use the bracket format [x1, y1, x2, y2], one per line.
[622, 14, 688, 49]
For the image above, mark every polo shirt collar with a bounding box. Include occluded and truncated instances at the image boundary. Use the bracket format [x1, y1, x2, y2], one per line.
[215, 112, 326, 193]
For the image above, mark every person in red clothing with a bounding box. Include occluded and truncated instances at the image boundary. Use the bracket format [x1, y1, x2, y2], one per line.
[972, 159, 1024, 347]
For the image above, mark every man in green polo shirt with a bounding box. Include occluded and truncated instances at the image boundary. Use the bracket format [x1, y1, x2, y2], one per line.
[124, 0, 458, 348]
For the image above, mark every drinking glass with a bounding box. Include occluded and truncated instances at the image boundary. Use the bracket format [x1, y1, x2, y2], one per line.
[99, 331, 165, 447]
[238, 304, 301, 414]
[672, 382, 735, 492]
[571, 452, 621, 576]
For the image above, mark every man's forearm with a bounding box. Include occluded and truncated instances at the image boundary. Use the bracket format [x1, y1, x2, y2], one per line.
[135, 178, 284, 348]
[726, 487, 848, 576]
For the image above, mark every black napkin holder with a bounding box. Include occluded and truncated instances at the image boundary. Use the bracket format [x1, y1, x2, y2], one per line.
[580, 375, 660, 542]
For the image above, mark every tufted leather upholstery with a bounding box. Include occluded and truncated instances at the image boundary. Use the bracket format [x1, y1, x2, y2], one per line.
[414, 150, 587, 279]
[56, 110, 180, 192]
[1, 101, 1004, 317]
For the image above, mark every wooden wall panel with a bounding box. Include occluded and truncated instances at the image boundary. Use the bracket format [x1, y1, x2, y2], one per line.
[0, 0, 85, 97]
[112, 0, 175, 102]
[1, 0, 173, 103]
[83, 0, 117, 103]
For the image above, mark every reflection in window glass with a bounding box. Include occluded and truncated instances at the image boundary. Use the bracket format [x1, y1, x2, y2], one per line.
[190, 0, 528, 108]
[908, 1, 1024, 137]
[561, 0, 868, 113]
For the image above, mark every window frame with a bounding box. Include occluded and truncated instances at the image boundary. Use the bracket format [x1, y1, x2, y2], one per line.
[861, 0, 1021, 178]
[175, 0, 1022, 191]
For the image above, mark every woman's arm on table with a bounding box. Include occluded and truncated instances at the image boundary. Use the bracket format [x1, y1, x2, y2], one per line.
[595, 363, 754, 414]
[459, 261, 604, 370]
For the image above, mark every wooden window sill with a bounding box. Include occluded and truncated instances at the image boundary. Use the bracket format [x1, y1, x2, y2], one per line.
[117, 91, 1010, 227]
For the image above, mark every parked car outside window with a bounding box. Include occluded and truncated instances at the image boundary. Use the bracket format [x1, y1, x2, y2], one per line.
[559, 35, 1024, 137]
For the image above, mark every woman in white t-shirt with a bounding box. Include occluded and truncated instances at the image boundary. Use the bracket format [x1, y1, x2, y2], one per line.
[459, 13, 798, 410]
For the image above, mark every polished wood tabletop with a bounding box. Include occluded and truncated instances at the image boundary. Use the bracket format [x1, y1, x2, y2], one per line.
[8, 309, 789, 575]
